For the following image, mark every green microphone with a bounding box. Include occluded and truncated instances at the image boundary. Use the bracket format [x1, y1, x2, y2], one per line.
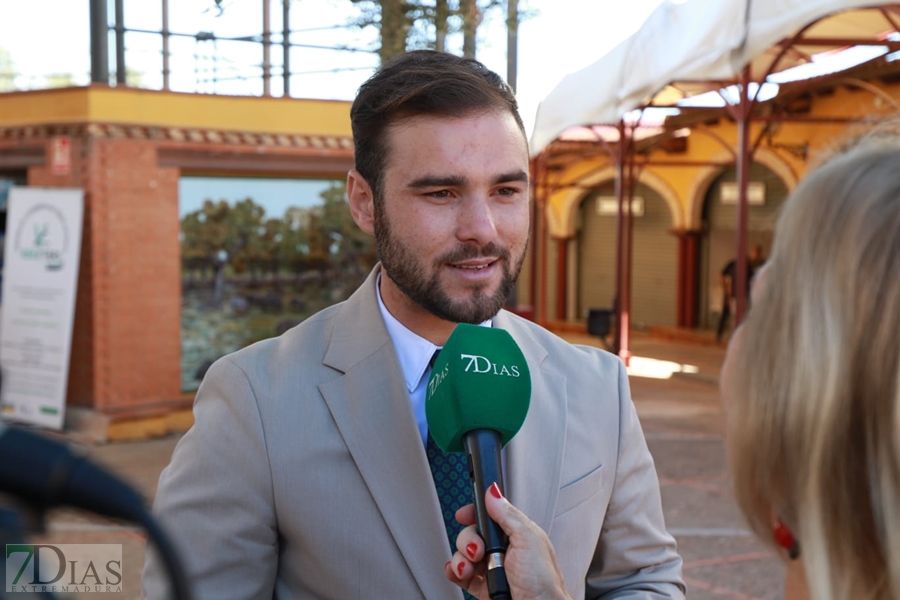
[426, 324, 531, 600]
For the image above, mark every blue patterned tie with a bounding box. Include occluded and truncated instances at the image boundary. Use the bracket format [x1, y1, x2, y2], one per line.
[426, 433, 472, 547]
[426, 351, 476, 600]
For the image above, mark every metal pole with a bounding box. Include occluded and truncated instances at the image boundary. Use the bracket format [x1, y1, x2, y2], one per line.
[263, 0, 272, 96]
[538, 182, 547, 324]
[534, 153, 549, 324]
[614, 120, 626, 358]
[90, 0, 110, 84]
[502, 0, 521, 334]
[283, 0, 290, 97]
[622, 126, 635, 366]
[735, 65, 751, 323]
[162, 0, 170, 90]
[115, 0, 126, 85]
[528, 156, 540, 319]
[556, 239, 567, 320]
[506, 0, 518, 92]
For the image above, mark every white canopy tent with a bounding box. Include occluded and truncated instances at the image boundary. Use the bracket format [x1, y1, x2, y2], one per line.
[531, 0, 900, 155]
[527, 1, 900, 359]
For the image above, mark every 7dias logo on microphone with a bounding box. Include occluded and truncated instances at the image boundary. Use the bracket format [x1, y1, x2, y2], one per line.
[5, 544, 123, 594]
[428, 352, 523, 397]
[460, 354, 522, 378]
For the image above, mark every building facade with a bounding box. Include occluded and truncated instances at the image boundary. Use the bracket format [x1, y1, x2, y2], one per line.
[0, 86, 354, 437]
[529, 77, 900, 336]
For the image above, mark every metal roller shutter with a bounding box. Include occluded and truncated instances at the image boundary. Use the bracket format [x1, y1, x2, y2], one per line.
[700, 162, 788, 329]
[577, 181, 677, 328]
[577, 183, 617, 320]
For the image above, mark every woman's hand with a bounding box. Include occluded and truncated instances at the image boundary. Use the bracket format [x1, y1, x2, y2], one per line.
[444, 482, 572, 600]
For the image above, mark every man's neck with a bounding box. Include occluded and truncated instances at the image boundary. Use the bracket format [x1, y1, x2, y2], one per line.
[377, 272, 458, 346]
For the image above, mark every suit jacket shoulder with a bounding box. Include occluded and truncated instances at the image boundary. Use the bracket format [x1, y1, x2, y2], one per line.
[497, 310, 620, 375]
[494, 310, 685, 599]
[145, 267, 464, 599]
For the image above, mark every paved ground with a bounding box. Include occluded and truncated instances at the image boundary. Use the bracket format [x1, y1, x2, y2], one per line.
[10, 331, 784, 599]
[566, 332, 783, 600]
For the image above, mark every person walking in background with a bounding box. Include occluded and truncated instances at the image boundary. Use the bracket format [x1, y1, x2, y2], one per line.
[748, 243, 766, 271]
[143, 50, 684, 599]
[447, 138, 900, 600]
[716, 244, 764, 342]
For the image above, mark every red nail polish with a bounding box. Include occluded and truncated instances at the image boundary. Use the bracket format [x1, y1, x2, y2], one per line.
[489, 482, 503, 499]
[466, 543, 478, 559]
[457, 561, 465, 577]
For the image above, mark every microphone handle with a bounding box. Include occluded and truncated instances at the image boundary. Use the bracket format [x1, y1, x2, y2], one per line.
[463, 429, 511, 600]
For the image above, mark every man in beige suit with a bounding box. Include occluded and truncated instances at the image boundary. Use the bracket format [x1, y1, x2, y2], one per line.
[143, 51, 684, 599]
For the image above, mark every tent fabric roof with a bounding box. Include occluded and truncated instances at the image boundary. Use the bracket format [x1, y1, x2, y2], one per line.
[530, 1, 900, 156]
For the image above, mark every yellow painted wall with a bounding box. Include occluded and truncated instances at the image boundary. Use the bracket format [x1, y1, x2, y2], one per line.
[0, 85, 351, 136]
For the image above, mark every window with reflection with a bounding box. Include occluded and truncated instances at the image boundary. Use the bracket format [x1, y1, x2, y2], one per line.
[179, 175, 376, 392]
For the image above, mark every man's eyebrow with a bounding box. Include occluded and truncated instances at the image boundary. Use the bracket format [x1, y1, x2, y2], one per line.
[407, 175, 467, 189]
[494, 170, 529, 185]
[406, 170, 530, 189]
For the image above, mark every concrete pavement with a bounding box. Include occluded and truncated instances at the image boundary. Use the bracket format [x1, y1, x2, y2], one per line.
[12, 331, 785, 599]
[565, 331, 783, 599]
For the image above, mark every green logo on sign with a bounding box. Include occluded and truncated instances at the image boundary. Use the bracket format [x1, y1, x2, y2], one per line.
[14, 204, 68, 271]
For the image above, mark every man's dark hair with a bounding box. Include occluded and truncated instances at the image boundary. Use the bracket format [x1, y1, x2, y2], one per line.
[350, 50, 525, 202]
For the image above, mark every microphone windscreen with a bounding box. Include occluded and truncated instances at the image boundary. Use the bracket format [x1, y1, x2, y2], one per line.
[426, 324, 531, 453]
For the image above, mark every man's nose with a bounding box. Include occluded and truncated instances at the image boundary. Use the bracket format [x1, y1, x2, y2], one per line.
[456, 196, 498, 246]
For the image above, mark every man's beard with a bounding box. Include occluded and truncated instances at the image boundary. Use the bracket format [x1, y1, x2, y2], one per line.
[374, 208, 525, 324]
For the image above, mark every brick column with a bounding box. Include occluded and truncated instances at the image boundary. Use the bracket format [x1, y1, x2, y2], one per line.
[29, 132, 184, 419]
[84, 136, 183, 418]
[675, 229, 703, 328]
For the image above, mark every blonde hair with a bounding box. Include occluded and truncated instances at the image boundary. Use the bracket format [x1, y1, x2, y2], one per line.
[729, 142, 900, 599]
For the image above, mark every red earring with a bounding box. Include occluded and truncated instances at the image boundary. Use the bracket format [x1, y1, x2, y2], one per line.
[773, 519, 800, 560]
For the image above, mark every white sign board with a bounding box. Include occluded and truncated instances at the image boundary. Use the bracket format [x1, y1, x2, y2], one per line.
[720, 181, 766, 205]
[596, 196, 645, 217]
[0, 187, 83, 429]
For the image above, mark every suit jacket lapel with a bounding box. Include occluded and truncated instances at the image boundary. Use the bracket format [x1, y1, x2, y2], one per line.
[494, 311, 567, 534]
[319, 267, 460, 598]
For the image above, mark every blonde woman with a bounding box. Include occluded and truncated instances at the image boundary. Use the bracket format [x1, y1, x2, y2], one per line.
[446, 141, 900, 600]
[721, 141, 900, 599]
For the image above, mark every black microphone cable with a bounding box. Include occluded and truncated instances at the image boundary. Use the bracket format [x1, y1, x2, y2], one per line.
[0, 424, 194, 600]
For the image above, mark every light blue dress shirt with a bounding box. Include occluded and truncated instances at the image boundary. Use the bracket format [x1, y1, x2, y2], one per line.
[374, 273, 491, 446]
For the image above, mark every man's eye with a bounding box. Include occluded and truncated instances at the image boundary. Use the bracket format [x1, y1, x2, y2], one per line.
[428, 190, 451, 198]
[496, 187, 519, 196]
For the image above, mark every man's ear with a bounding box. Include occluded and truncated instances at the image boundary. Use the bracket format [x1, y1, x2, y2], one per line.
[347, 169, 376, 235]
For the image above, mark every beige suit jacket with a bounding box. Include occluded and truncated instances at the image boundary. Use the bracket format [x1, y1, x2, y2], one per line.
[143, 267, 684, 599]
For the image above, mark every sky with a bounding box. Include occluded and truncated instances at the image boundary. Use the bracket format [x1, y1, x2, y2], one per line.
[179, 176, 340, 216]
[0, 0, 666, 136]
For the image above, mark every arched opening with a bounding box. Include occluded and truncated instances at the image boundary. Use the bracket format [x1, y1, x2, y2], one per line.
[698, 161, 789, 334]
[576, 179, 678, 328]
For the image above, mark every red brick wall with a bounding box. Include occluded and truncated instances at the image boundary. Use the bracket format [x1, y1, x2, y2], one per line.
[87, 137, 182, 415]
[29, 135, 183, 418]
[12, 125, 352, 421]
[28, 136, 95, 409]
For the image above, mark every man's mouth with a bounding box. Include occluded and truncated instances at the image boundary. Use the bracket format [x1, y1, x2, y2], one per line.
[450, 259, 497, 270]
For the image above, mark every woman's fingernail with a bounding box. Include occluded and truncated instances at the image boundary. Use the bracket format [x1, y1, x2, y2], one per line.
[489, 482, 503, 499]
[466, 543, 478, 559]
[457, 561, 465, 577]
